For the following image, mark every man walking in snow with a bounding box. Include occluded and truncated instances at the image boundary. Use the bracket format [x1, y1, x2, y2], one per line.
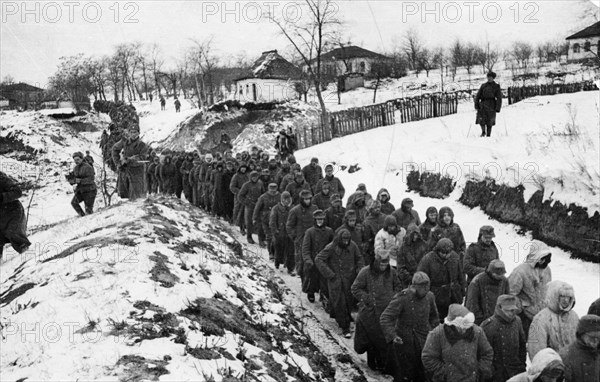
[0, 171, 31, 260]
[68, 152, 97, 216]
[111, 128, 149, 200]
[475, 71, 502, 137]
[174, 98, 181, 112]
[160, 96, 166, 111]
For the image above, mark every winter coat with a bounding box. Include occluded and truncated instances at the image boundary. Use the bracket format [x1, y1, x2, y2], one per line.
[70, 161, 96, 193]
[216, 169, 235, 216]
[464, 238, 500, 284]
[396, 224, 429, 288]
[312, 191, 332, 211]
[559, 338, 600, 382]
[286, 203, 318, 242]
[507, 348, 563, 382]
[589, 298, 600, 316]
[352, 262, 401, 354]
[180, 159, 194, 186]
[158, 158, 178, 193]
[315, 176, 345, 199]
[237, 179, 264, 208]
[362, 213, 386, 263]
[481, 306, 527, 382]
[229, 170, 249, 196]
[274, 168, 290, 189]
[316, 230, 364, 329]
[380, 288, 439, 345]
[422, 324, 494, 382]
[279, 172, 296, 193]
[270, 203, 291, 238]
[253, 191, 281, 226]
[302, 225, 334, 266]
[429, 207, 466, 259]
[336, 223, 365, 254]
[347, 203, 368, 225]
[324, 205, 345, 232]
[392, 199, 422, 229]
[376, 188, 395, 215]
[0, 172, 30, 254]
[508, 243, 552, 320]
[466, 271, 510, 325]
[285, 180, 311, 205]
[111, 137, 149, 169]
[475, 81, 502, 126]
[527, 280, 579, 358]
[419, 217, 437, 243]
[346, 191, 373, 210]
[301, 164, 323, 190]
[417, 250, 466, 316]
[374, 228, 406, 264]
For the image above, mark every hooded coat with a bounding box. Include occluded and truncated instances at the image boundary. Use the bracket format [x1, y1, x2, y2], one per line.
[466, 266, 510, 325]
[158, 155, 178, 194]
[421, 323, 494, 382]
[376, 188, 395, 215]
[464, 235, 500, 284]
[351, 259, 401, 367]
[285, 176, 312, 205]
[362, 208, 386, 265]
[374, 216, 406, 265]
[419, 206, 438, 243]
[324, 204, 346, 232]
[527, 280, 579, 358]
[316, 229, 364, 330]
[507, 348, 564, 382]
[392, 198, 422, 230]
[0, 172, 31, 256]
[396, 224, 429, 288]
[417, 239, 466, 320]
[508, 241, 552, 320]
[481, 302, 527, 381]
[429, 207, 466, 260]
[346, 189, 373, 210]
[335, 214, 365, 254]
[559, 315, 600, 382]
[315, 175, 345, 199]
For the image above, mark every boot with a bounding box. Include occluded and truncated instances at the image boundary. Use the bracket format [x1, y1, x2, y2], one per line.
[247, 236, 255, 245]
[258, 240, 266, 248]
[307, 293, 315, 303]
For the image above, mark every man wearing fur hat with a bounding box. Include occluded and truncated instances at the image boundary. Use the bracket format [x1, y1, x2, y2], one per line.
[301, 157, 323, 193]
[559, 314, 600, 382]
[286, 190, 317, 276]
[110, 128, 149, 200]
[346, 184, 373, 210]
[315, 164, 345, 199]
[481, 294, 527, 381]
[396, 223, 429, 289]
[270, 191, 295, 274]
[362, 200, 386, 265]
[466, 259, 510, 325]
[417, 238, 466, 321]
[311, 180, 332, 211]
[68, 151, 97, 216]
[380, 271, 439, 381]
[302, 209, 334, 303]
[324, 193, 345, 232]
[475, 71, 502, 137]
[422, 304, 493, 382]
[374, 215, 406, 266]
[352, 247, 401, 372]
[464, 225, 500, 284]
[392, 198, 421, 230]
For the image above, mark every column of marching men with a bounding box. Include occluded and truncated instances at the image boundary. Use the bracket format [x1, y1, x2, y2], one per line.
[138, 145, 600, 382]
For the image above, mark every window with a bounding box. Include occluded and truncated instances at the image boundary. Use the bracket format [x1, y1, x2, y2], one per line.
[573, 43, 580, 53]
[360, 61, 366, 72]
[583, 41, 591, 52]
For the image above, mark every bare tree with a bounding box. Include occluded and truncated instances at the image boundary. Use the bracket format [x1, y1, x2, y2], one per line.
[402, 27, 424, 75]
[266, 0, 342, 115]
[462, 43, 479, 79]
[450, 39, 464, 81]
[1, 74, 15, 85]
[417, 48, 437, 77]
[150, 44, 165, 96]
[189, 37, 219, 109]
[511, 41, 534, 70]
[432, 47, 446, 91]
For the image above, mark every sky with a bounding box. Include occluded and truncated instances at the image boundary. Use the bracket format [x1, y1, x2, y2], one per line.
[1, 0, 599, 87]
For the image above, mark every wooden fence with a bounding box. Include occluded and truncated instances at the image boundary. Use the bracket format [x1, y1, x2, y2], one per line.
[296, 92, 460, 149]
[507, 80, 599, 105]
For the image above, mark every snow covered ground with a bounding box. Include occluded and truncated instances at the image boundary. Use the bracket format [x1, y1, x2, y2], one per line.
[135, 97, 200, 146]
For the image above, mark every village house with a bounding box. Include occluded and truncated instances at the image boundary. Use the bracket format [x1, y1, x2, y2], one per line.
[305, 45, 392, 78]
[0, 82, 44, 110]
[233, 50, 303, 103]
[566, 21, 600, 63]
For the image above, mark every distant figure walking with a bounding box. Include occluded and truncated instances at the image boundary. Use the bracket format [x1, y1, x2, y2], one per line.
[475, 71, 502, 137]
[174, 98, 181, 113]
[160, 96, 166, 111]
[149, 93, 153, 103]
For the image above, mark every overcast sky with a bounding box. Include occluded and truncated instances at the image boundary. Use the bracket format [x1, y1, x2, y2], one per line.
[1, 0, 599, 87]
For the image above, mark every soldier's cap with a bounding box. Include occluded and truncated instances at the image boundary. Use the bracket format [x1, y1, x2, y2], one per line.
[496, 294, 520, 310]
[268, 183, 278, 190]
[249, 171, 259, 178]
[325, 164, 334, 171]
[412, 271, 430, 285]
[313, 209, 325, 219]
[72, 152, 84, 159]
[344, 210, 357, 219]
[487, 71, 497, 79]
[300, 190, 312, 199]
[487, 259, 506, 275]
[576, 314, 600, 336]
[356, 183, 366, 191]
[479, 225, 495, 237]
[329, 193, 341, 203]
[311, 157, 319, 163]
[281, 191, 292, 200]
[321, 180, 330, 187]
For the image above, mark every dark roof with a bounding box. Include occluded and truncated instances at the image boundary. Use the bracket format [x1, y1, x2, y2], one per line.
[0, 82, 44, 92]
[566, 21, 600, 40]
[235, 50, 302, 82]
[316, 46, 390, 63]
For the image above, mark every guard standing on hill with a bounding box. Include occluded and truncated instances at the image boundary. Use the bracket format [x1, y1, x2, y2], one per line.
[111, 128, 149, 200]
[475, 71, 502, 137]
[0, 171, 32, 260]
[67, 152, 97, 216]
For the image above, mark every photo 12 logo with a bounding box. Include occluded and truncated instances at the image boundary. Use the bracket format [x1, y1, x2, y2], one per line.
[1, 1, 140, 24]
[400, 1, 540, 24]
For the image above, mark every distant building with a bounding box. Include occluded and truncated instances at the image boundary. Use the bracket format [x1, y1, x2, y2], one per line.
[566, 21, 600, 63]
[0, 82, 44, 109]
[233, 50, 303, 103]
[305, 45, 392, 77]
[0, 95, 9, 109]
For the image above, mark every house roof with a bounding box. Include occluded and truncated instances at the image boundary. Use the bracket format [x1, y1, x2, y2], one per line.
[0, 82, 44, 93]
[235, 50, 303, 82]
[566, 21, 600, 40]
[316, 45, 390, 63]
